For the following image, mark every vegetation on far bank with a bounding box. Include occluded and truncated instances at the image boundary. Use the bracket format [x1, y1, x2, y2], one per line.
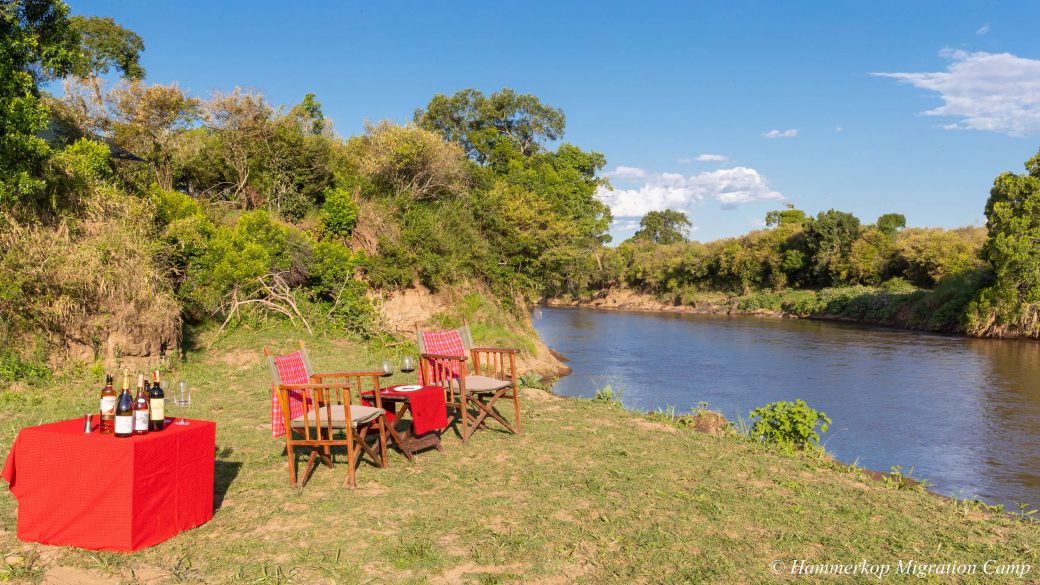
[2, 328, 1039, 584]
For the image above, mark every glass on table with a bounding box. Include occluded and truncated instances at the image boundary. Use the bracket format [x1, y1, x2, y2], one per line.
[380, 359, 393, 378]
[174, 380, 190, 425]
[401, 356, 415, 373]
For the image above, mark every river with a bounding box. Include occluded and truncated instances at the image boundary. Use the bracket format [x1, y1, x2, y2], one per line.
[532, 306, 1040, 508]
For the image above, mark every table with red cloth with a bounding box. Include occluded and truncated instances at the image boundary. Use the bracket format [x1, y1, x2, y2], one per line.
[1, 418, 216, 552]
[361, 385, 448, 453]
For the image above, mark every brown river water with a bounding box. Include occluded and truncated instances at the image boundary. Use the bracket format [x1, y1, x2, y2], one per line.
[533, 306, 1040, 508]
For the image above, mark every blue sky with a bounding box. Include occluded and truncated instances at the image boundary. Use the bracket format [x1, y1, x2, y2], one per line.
[66, 0, 1040, 241]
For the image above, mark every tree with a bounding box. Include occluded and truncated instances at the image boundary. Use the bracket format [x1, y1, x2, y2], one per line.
[344, 121, 469, 201]
[414, 88, 565, 168]
[68, 15, 144, 105]
[803, 209, 861, 285]
[967, 151, 1040, 337]
[765, 203, 806, 227]
[0, 0, 79, 203]
[109, 81, 201, 190]
[632, 210, 692, 244]
[876, 213, 906, 237]
[848, 227, 897, 285]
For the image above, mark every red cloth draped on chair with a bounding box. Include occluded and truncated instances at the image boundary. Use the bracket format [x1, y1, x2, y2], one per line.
[270, 351, 311, 437]
[419, 330, 467, 383]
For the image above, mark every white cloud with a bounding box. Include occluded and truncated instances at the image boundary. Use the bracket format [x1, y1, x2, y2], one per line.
[604, 165, 646, 180]
[695, 153, 728, 162]
[835, 125, 844, 133]
[763, 128, 798, 138]
[596, 166, 783, 218]
[874, 49, 1040, 136]
[976, 24, 990, 35]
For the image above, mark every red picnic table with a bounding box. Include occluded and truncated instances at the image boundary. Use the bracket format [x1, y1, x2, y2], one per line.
[2, 417, 215, 552]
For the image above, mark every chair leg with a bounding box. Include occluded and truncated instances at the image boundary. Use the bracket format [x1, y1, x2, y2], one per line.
[345, 430, 357, 489]
[385, 421, 415, 463]
[287, 447, 297, 487]
[512, 388, 522, 434]
[460, 389, 470, 444]
[301, 449, 319, 487]
[378, 416, 388, 468]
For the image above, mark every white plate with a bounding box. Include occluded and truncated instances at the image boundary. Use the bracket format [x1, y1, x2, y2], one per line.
[394, 385, 423, 392]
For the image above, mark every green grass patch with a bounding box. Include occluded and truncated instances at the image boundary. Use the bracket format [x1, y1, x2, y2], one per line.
[1, 327, 1038, 583]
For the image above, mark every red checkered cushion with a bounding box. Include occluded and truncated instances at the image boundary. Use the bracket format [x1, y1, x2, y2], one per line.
[271, 351, 310, 438]
[421, 329, 467, 383]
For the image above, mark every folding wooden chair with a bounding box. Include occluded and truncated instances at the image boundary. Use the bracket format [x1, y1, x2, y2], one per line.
[416, 322, 520, 444]
[265, 342, 409, 488]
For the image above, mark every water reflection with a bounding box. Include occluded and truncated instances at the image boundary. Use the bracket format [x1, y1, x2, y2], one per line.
[533, 307, 1040, 507]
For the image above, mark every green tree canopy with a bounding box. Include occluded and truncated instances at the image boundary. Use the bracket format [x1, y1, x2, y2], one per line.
[414, 88, 565, 168]
[804, 209, 861, 284]
[69, 15, 144, 82]
[765, 203, 806, 227]
[968, 150, 1040, 337]
[876, 213, 907, 236]
[0, 0, 79, 203]
[632, 209, 692, 244]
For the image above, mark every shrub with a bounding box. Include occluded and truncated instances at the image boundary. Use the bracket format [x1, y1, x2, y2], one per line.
[180, 210, 312, 316]
[309, 240, 374, 335]
[748, 399, 830, 452]
[879, 276, 917, 294]
[320, 187, 359, 237]
[0, 351, 51, 384]
[593, 384, 623, 407]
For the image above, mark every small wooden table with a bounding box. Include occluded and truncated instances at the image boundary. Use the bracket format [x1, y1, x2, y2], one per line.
[362, 386, 445, 455]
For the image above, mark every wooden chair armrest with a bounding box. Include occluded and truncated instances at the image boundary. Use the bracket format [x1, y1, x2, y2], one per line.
[277, 383, 352, 390]
[310, 371, 384, 381]
[472, 347, 519, 354]
[421, 353, 468, 361]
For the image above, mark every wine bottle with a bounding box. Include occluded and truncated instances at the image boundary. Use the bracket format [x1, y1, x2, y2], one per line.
[149, 370, 165, 432]
[134, 374, 150, 435]
[115, 370, 134, 438]
[99, 373, 116, 435]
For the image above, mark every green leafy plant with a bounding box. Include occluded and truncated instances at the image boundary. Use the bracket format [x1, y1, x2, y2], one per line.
[518, 371, 545, 390]
[1015, 501, 1038, 523]
[592, 384, 623, 407]
[748, 399, 830, 452]
[320, 187, 359, 238]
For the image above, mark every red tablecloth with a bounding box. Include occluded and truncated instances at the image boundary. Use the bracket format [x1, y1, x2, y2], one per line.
[362, 385, 448, 435]
[1, 418, 215, 552]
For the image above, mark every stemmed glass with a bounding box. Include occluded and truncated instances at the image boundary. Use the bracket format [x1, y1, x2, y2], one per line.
[401, 356, 416, 374]
[174, 381, 191, 425]
[380, 359, 393, 378]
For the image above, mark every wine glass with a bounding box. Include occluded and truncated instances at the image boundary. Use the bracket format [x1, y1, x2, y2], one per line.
[401, 356, 415, 373]
[174, 380, 191, 425]
[380, 359, 393, 378]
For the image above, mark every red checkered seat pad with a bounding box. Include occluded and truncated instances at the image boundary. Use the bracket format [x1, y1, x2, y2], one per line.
[271, 351, 310, 438]
[421, 330, 467, 383]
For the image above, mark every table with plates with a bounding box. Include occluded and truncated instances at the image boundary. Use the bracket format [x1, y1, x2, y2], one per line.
[361, 384, 448, 455]
[1, 417, 216, 552]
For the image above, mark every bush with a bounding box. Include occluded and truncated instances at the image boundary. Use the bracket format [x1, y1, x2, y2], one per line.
[748, 399, 830, 452]
[593, 384, 623, 407]
[180, 210, 312, 316]
[0, 351, 51, 384]
[320, 187, 359, 237]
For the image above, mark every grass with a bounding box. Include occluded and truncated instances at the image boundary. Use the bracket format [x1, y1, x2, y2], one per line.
[2, 326, 1039, 583]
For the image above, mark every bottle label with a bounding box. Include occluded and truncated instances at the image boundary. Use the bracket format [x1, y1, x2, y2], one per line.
[134, 411, 149, 431]
[115, 416, 133, 434]
[100, 396, 116, 415]
[150, 399, 165, 420]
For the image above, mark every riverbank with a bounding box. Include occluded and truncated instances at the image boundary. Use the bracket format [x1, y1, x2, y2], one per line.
[541, 281, 985, 337]
[2, 327, 1039, 583]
